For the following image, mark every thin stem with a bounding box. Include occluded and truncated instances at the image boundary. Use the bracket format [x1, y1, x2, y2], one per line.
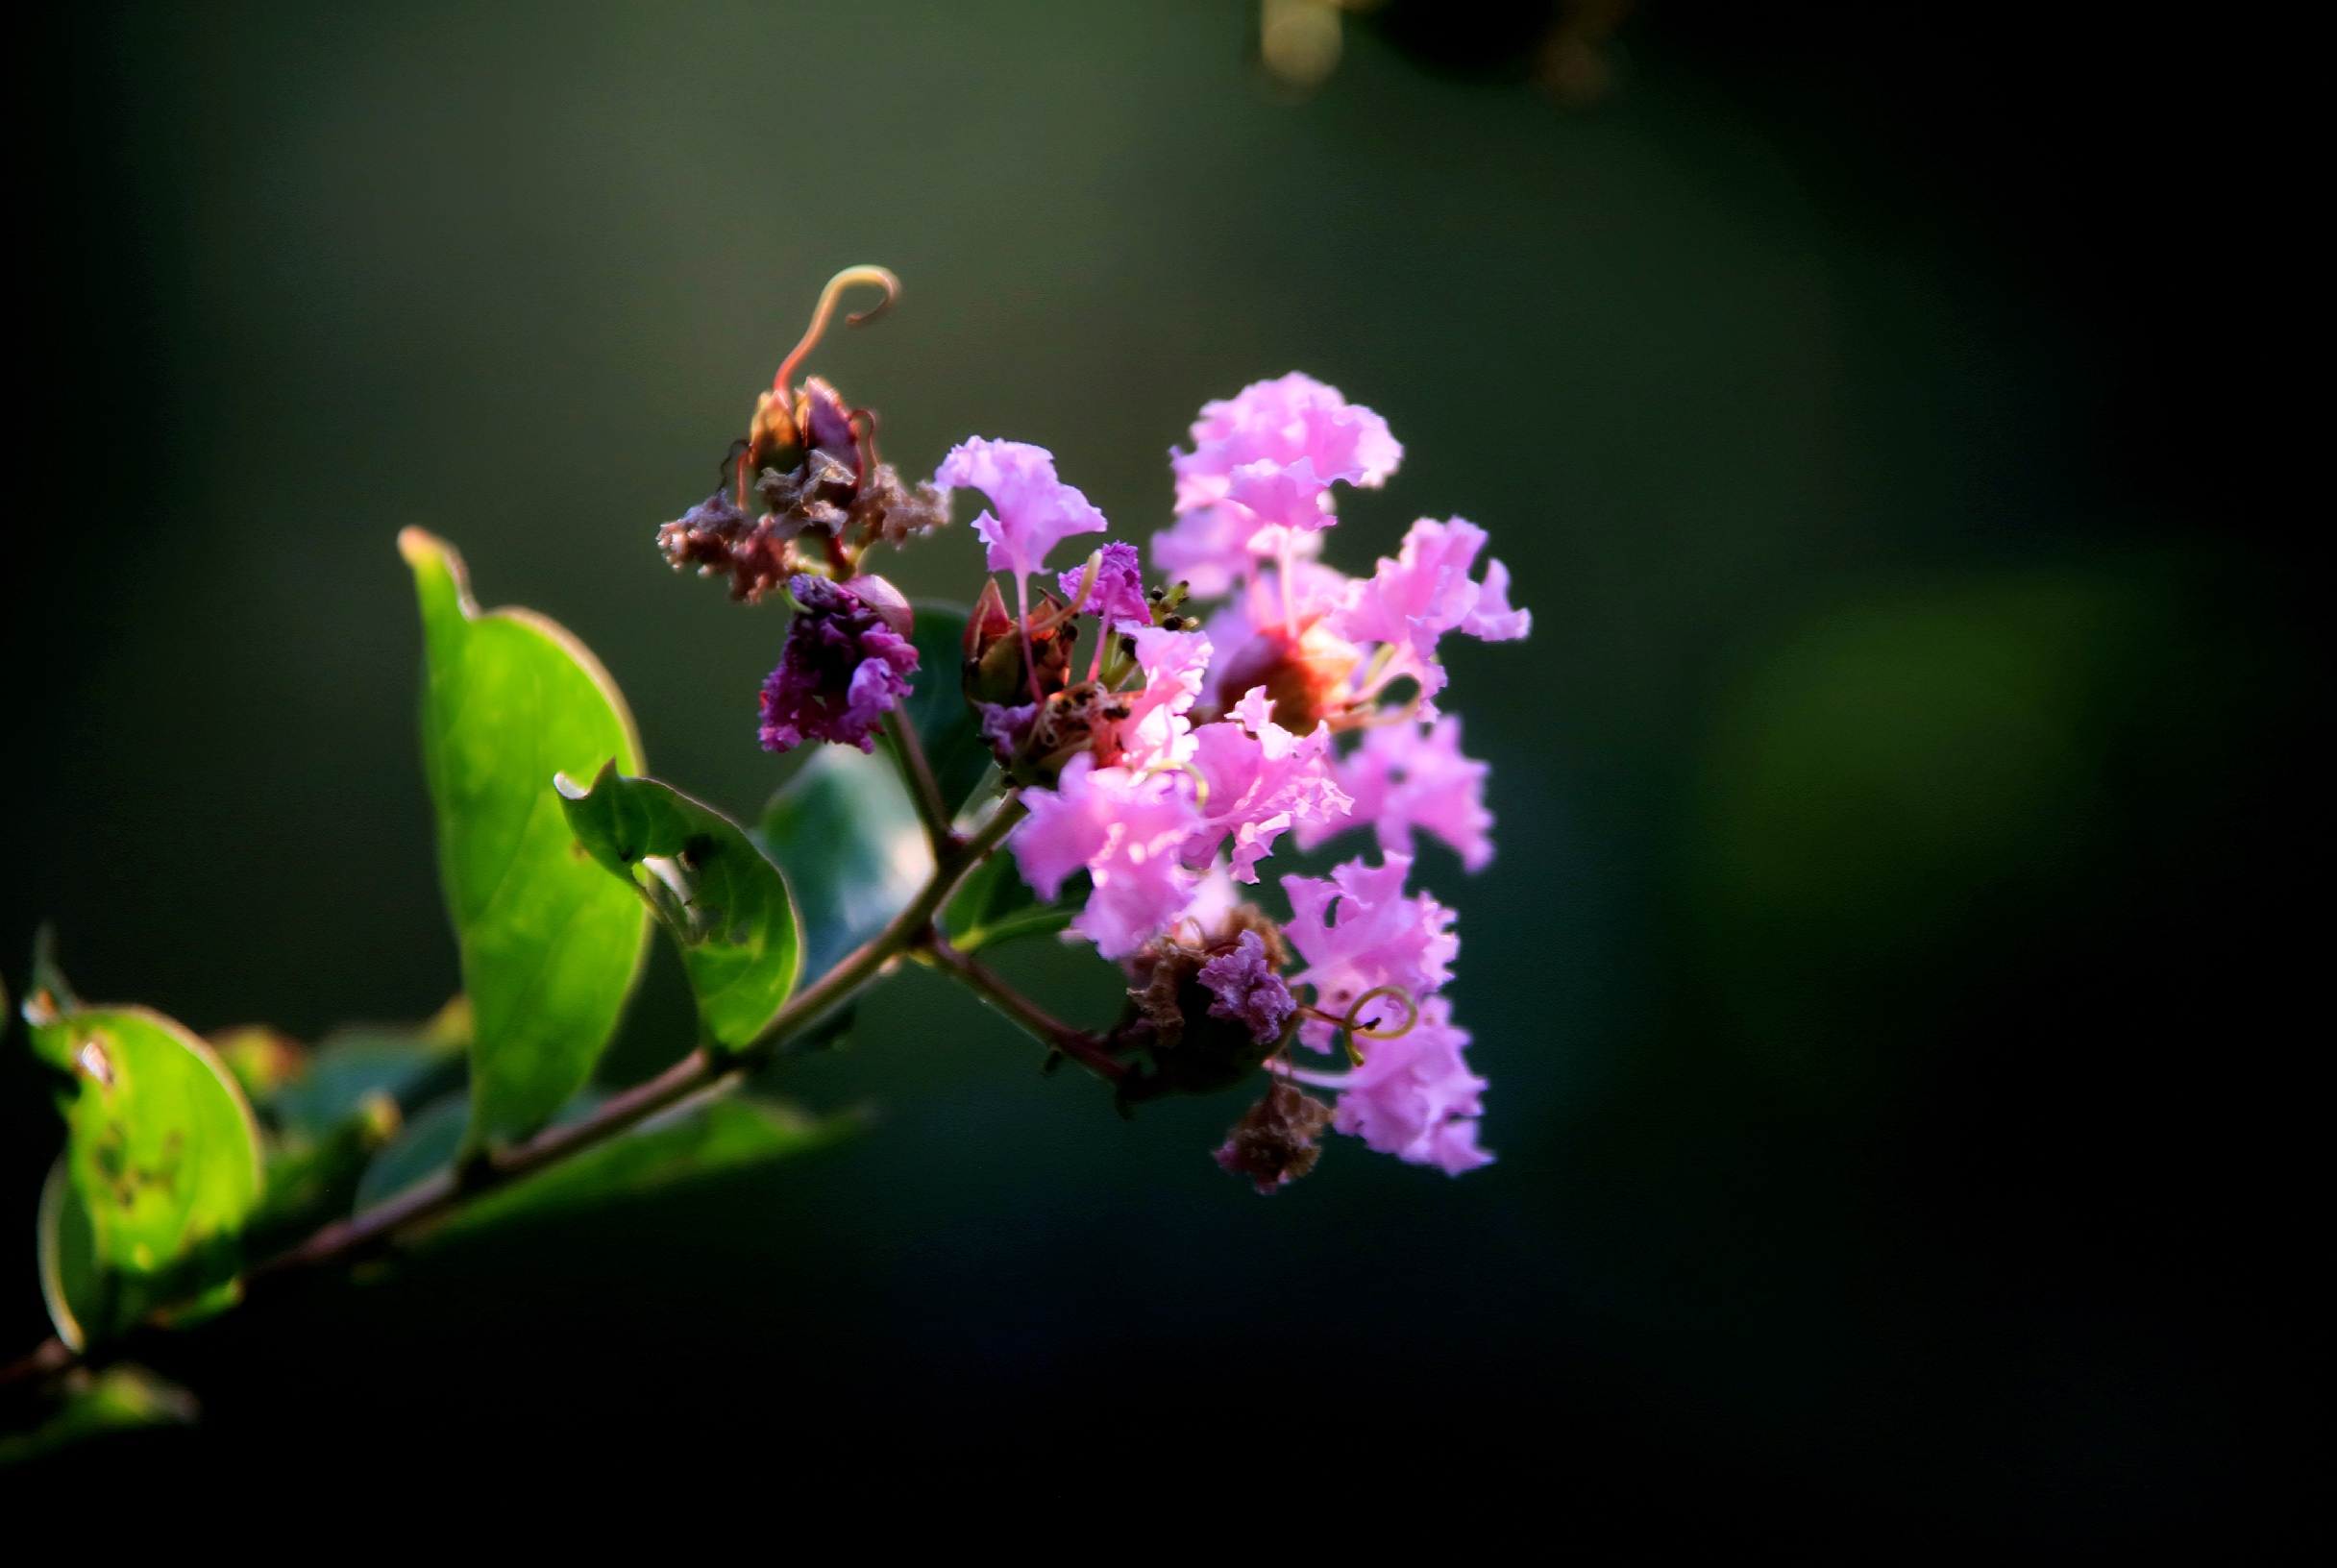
[1, 794, 1036, 1388]
[883, 706, 957, 858]
[1013, 573, 1041, 702]
[772, 265, 898, 399]
[922, 934, 1126, 1084]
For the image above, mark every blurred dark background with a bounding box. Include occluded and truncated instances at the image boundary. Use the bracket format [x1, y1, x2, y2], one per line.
[3, 0, 2316, 1539]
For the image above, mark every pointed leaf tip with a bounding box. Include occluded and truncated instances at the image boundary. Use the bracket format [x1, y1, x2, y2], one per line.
[406, 533, 647, 1144]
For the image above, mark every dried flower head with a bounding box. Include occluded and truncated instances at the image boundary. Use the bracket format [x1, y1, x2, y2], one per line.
[1213, 1079, 1337, 1194]
[757, 575, 920, 753]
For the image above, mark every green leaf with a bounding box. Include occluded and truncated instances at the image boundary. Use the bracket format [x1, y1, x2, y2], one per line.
[441, 1093, 858, 1238]
[944, 849, 1081, 953]
[0, 1363, 197, 1469]
[899, 601, 995, 815]
[753, 746, 934, 985]
[555, 765, 802, 1049]
[402, 527, 650, 1147]
[25, 983, 264, 1346]
[36, 1160, 98, 1354]
[353, 1091, 473, 1212]
[266, 1020, 465, 1142]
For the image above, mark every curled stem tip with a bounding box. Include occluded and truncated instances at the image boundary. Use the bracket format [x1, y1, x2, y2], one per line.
[773, 264, 901, 397]
[1345, 986, 1417, 1041]
[1140, 756, 1210, 810]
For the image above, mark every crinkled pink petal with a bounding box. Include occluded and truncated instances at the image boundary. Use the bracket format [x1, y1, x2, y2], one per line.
[1230, 684, 1277, 736]
[1149, 506, 1264, 600]
[1015, 756, 1204, 959]
[1462, 555, 1531, 642]
[1119, 625, 1212, 772]
[934, 436, 1107, 578]
[1173, 373, 1403, 496]
[1242, 557, 1356, 637]
[1183, 714, 1350, 884]
[1280, 852, 1458, 1050]
[1289, 996, 1491, 1174]
[1011, 752, 1111, 900]
[1223, 457, 1333, 535]
[1071, 770, 1203, 958]
[1296, 717, 1495, 871]
[1330, 518, 1529, 709]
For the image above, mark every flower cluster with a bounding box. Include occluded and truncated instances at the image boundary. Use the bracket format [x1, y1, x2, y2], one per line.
[659, 284, 1526, 1195]
[947, 374, 1525, 1183]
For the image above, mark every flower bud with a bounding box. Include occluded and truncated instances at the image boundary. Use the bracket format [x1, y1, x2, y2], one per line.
[960, 579, 1077, 709]
[747, 387, 802, 476]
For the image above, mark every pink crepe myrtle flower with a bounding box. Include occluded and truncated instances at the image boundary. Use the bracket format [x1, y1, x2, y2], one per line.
[934, 436, 1107, 579]
[1280, 852, 1458, 1052]
[1199, 558, 1363, 715]
[1154, 374, 1398, 599]
[1152, 504, 1281, 600]
[1182, 689, 1352, 883]
[1171, 373, 1402, 510]
[1222, 457, 1336, 536]
[1118, 625, 1213, 772]
[1297, 716, 1494, 871]
[756, 575, 920, 753]
[1331, 517, 1531, 716]
[1012, 753, 1201, 959]
[1288, 994, 1490, 1175]
[1198, 930, 1297, 1045]
[1058, 540, 1151, 630]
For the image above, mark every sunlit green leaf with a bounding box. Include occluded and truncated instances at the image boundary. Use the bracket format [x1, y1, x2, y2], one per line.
[944, 849, 1081, 953]
[24, 965, 264, 1345]
[0, 1362, 197, 1469]
[402, 527, 650, 1147]
[36, 1160, 98, 1355]
[898, 601, 994, 814]
[753, 746, 934, 985]
[442, 1092, 859, 1237]
[556, 765, 801, 1048]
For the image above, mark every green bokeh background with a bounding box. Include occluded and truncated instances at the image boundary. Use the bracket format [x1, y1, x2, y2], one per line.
[4, 0, 2308, 1536]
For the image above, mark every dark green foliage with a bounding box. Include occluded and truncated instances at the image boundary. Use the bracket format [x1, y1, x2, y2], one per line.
[754, 747, 931, 985]
[944, 852, 1084, 953]
[0, 1364, 196, 1466]
[898, 601, 996, 813]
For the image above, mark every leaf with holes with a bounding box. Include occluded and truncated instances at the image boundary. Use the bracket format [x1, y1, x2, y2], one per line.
[24, 944, 264, 1347]
[557, 765, 801, 1048]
